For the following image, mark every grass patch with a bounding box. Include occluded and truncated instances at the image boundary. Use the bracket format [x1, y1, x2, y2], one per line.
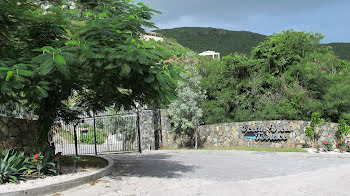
[60, 155, 108, 169]
[163, 146, 307, 152]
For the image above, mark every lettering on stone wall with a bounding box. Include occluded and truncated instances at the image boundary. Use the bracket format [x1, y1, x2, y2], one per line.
[240, 124, 292, 140]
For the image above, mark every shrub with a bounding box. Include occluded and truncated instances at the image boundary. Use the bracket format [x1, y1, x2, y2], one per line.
[305, 112, 325, 147]
[335, 141, 350, 152]
[0, 149, 29, 184]
[337, 119, 350, 140]
[27, 147, 59, 177]
[305, 126, 314, 141]
[322, 141, 334, 151]
[79, 130, 106, 144]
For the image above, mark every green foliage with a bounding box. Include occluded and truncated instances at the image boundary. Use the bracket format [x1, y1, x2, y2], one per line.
[324, 43, 350, 61]
[305, 112, 324, 147]
[310, 112, 325, 127]
[198, 30, 350, 124]
[27, 148, 59, 176]
[305, 126, 314, 141]
[0, 149, 29, 184]
[337, 119, 350, 140]
[167, 65, 206, 147]
[1, 0, 182, 146]
[155, 27, 266, 56]
[322, 142, 334, 152]
[79, 130, 106, 144]
[335, 141, 349, 152]
[155, 27, 350, 61]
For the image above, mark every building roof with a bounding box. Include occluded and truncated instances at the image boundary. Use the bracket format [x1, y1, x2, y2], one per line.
[199, 51, 220, 55]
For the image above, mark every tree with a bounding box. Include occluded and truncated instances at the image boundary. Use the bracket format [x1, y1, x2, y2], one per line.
[167, 65, 206, 149]
[198, 30, 350, 125]
[0, 0, 182, 146]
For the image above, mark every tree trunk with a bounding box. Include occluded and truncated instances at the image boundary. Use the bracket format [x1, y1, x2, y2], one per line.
[194, 127, 198, 149]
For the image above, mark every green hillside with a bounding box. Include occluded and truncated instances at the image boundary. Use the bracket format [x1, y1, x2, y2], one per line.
[324, 42, 350, 60]
[154, 27, 267, 56]
[154, 27, 350, 60]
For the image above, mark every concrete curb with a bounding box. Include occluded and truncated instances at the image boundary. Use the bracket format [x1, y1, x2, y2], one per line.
[0, 155, 114, 196]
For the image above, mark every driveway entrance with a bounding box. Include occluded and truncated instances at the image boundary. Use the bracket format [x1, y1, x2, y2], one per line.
[55, 150, 350, 196]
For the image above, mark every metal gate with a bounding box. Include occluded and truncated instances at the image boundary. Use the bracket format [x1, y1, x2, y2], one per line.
[50, 111, 138, 155]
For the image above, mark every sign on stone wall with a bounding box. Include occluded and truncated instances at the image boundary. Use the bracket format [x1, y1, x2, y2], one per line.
[240, 124, 292, 140]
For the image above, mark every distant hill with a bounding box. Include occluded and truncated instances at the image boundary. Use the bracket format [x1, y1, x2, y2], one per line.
[154, 27, 350, 60]
[154, 27, 266, 56]
[324, 43, 350, 61]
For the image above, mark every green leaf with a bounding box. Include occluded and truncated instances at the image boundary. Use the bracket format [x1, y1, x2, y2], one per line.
[144, 75, 155, 83]
[65, 40, 79, 46]
[137, 2, 145, 6]
[41, 46, 55, 53]
[69, 9, 80, 15]
[37, 87, 48, 98]
[38, 81, 50, 86]
[56, 62, 70, 77]
[54, 55, 66, 66]
[5, 71, 13, 81]
[0, 67, 11, 71]
[98, 12, 107, 18]
[121, 64, 131, 75]
[82, 11, 93, 17]
[129, 15, 136, 20]
[17, 70, 34, 77]
[40, 58, 54, 75]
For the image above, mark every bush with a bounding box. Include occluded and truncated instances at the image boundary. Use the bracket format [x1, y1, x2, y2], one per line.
[337, 119, 350, 140]
[79, 130, 106, 144]
[322, 142, 334, 151]
[27, 147, 60, 177]
[335, 141, 350, 152]
[0, 149, 29, 184]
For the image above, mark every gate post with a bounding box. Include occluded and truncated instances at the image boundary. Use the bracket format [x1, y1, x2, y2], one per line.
[137, 111, 142, 153]
[73, 122, 79, 156]
[93, 112, 97, 155]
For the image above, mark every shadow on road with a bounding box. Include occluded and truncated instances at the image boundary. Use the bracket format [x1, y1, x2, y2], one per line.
[107, 153, 196, 179]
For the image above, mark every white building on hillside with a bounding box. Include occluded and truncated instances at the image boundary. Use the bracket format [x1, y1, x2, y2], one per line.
[141, 32, 164, 41]
[198, 51, 220, 60]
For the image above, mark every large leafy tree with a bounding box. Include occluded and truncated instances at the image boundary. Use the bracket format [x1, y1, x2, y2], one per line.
[198, 30, 350, 124]
[0, 0, 181, 146]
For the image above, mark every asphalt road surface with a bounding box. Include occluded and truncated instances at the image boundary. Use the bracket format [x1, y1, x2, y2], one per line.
[53, 150, 350, 196]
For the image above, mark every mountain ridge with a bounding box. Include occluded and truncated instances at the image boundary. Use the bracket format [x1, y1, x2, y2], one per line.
[154, 27, 350, 60]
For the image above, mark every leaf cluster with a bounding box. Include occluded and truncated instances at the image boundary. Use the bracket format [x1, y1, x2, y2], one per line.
[0, 149, 29, 184]
[0, 0, 182, 146]
[197, 30, 350, 124]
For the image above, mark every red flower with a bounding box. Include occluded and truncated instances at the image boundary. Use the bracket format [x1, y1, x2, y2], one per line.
[34, 153, 39, 159]
[323, 142, 329, 145]
[336, 144, 339, 146]
[56, 156, 60, 160]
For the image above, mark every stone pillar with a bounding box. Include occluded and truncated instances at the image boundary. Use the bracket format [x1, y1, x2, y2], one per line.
[139, 110, 155, 150]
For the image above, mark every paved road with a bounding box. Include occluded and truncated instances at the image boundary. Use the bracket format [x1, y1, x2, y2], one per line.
[53, 150, 350, 196]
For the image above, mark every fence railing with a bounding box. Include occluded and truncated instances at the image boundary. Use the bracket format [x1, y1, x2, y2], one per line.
[50, 111, 139, 155]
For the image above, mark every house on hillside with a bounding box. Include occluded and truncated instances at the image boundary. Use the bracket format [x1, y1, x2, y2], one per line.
[141, 32, 164, 41]
[198, 51, 220, 60]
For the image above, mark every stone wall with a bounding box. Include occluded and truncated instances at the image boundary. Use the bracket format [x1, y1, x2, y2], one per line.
[159, 110, 344, 148]
[0, 117, 36, 153]
[139, 110, 155, 150]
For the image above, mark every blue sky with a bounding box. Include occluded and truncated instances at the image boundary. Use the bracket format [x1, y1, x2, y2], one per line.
[135, 0, 350, 43]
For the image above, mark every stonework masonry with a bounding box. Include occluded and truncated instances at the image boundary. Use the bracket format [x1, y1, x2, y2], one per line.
[159, 110, 345, 149]
[139, 110, 155, 150]
[0, 117, 36, 154]
[1, 110, 346, 153]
